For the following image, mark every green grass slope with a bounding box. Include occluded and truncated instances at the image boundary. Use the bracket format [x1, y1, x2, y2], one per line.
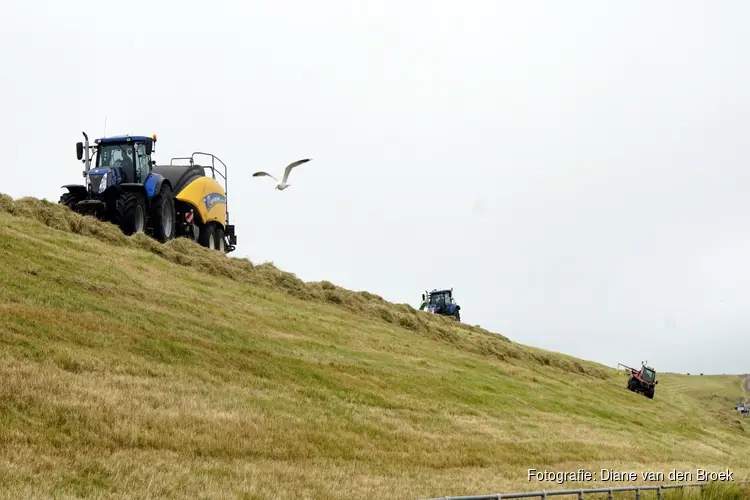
[0, 194, 749, 500]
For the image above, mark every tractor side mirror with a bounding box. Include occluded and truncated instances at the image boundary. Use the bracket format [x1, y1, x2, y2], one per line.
[145, 139, 153, 156]
[76, 142, 84, 160]
[655, 380, 659, 385]
[422, 294, 425, 300]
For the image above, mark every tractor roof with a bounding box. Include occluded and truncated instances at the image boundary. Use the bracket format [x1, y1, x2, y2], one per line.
[431, 289, 453, 295]
[95, 135, 154, 144]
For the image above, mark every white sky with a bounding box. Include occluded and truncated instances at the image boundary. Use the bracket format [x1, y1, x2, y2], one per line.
[2, 0, 749, 375]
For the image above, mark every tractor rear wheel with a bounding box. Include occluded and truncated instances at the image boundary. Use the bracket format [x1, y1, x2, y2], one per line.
[115, 192, 147, 236]
[150, 185, 176, 242]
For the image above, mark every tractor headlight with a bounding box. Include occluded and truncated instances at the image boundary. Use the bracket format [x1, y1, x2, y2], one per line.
[97, 172, 108, 193]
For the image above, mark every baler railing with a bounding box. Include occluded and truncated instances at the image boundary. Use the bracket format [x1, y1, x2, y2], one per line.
[169, 152, 230, 225]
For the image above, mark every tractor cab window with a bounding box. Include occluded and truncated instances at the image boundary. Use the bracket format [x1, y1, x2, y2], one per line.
[135, 142, 151, 181]
[430, 293, 446, 308]
[97, 143, 136, 181]
[642, 369, 655, 382]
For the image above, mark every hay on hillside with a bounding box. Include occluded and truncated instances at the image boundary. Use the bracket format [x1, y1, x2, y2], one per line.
[0, 192, 609, 379]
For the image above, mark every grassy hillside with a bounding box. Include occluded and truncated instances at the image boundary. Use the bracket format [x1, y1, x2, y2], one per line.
[0, 194, 749, 500]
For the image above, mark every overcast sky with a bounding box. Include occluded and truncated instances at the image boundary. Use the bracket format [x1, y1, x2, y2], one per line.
[2, 0, 748, 376]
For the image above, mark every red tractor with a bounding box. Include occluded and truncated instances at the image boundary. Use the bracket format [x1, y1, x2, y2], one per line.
[618, 361, 658, 399]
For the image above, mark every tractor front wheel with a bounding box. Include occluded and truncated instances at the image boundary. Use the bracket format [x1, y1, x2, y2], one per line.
[115, 192, 147, 236]
[150, 185, 176, 242]
[59, 191, 85, 211]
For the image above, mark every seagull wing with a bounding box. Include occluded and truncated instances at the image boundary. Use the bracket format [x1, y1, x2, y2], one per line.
[281, 158, 312, 184]
[253, 171, 278, 182]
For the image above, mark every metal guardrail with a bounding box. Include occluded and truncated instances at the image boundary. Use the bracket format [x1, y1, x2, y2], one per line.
[421, 480, 750, 500]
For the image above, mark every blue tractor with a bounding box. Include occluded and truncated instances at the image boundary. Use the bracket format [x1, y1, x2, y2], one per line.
[420, 288, 461, 322]
[60, 131, 176, 241]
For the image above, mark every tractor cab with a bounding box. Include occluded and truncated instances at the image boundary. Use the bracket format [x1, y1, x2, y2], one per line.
[640, 365, 656, 383]
[423, 288, 461, 321]
[77, 135, 157, 194]
[428, 289, 453, 314]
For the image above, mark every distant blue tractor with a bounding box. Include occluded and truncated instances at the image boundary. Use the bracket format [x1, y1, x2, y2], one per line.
[420, 288, 461, 322]
[61, 132, 175, 241]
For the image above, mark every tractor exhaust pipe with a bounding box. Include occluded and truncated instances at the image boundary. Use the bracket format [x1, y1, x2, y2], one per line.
[76, 132, 92, 189]
[82, 131, 91, 190]
[82, 131, 90, 172]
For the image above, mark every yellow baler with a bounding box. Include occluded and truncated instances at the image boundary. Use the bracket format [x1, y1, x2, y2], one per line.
[152, 152, 236, 252]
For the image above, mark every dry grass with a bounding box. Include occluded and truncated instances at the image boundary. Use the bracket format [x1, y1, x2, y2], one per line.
[0, 193, 749, 500]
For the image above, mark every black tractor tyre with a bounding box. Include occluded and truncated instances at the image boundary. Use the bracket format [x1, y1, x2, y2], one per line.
[454, 312, 461, 322]
[150, 185, 176, 243]
[627, 377, 636, 391]
[59, 191, 85, 211]
[198, 223, 217, 250]
[646, 388, 655, 399]
[215, 226, 226, 253]
[115, 192, 147, 236]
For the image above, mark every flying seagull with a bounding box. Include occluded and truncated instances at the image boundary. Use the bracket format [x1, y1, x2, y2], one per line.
[253, 158, 312, 191]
